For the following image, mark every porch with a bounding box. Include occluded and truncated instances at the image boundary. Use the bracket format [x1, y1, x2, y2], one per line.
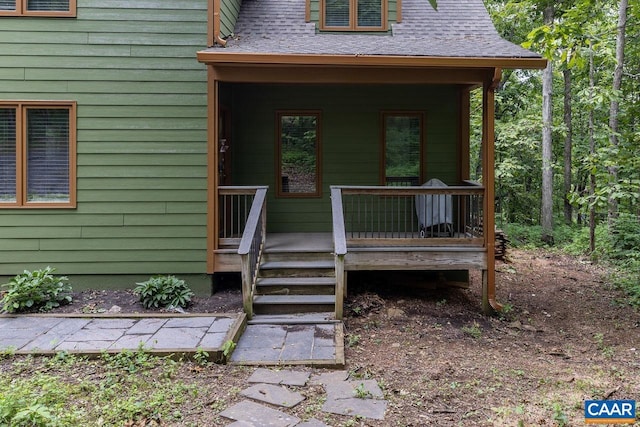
[213, 183, 491, 320]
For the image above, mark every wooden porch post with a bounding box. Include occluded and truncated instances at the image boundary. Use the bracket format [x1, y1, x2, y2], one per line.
[481, 69, 502, 314]
[206, 67, 219, 275]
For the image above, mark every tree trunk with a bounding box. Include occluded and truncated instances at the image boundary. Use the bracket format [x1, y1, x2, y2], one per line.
[563, 68, 573, 225]
[607, 0, 628, 225]
[541, 5, 554, 245]
[588, 44, 596, 254]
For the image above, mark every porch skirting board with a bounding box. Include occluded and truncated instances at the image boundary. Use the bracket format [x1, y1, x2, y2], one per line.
[213, 233, 488, 273]
[344, 247, 487, 270]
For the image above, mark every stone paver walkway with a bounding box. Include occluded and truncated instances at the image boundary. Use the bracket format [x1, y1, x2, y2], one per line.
[231, 322, 344, 367]
[220, 368, 388, 426]
[0, 313, 344, 366]
[0, 314, 244, 359]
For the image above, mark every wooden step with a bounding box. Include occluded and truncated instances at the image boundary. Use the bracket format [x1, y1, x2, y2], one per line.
[260, 260, 335, 270]
[253, 295, 335, 315]
[259, 260, 335, 278]
[257, 277, 336, 286]
[262, 251, 333, 263]
[248, 312, 338, 325]
[256, 277, 335, 296]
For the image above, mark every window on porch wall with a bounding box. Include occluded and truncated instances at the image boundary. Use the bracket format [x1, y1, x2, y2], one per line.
[382, 112, 423, 186]
[277, 111, 322, 197]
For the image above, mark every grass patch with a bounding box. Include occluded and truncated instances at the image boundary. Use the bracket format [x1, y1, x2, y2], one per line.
[0, 350, 200, 426]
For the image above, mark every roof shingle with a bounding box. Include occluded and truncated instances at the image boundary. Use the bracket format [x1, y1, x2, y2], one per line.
[211, 0, 540, 59]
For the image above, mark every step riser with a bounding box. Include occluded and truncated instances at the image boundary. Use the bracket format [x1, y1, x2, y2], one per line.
[262, 252, 333, 263]
[254, 304, 335, 315]
[256, 285, 335, 296]
[259, 270, 335, 279]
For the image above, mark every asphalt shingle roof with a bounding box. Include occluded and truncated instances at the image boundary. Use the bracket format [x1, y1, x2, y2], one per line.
[210, 0, 540, 59]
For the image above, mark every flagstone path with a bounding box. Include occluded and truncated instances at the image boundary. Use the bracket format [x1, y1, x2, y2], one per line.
[220, 368, 389, 426]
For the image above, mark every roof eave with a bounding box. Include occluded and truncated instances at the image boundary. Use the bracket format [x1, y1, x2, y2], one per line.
[196, 50, 548, 70]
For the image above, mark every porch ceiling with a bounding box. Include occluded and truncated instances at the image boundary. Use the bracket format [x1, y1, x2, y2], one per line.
[205, 63, 503, 85]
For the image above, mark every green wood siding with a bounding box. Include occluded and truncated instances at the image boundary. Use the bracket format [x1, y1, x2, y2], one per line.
[220, 0, 242, 38]
[229, 84, 460, 233]
[0, 1, 209, 282]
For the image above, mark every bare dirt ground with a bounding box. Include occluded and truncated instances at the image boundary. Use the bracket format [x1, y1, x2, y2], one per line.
[5, 249, 640, 426]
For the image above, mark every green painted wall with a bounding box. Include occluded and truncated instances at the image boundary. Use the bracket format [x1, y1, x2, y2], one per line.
[220, 0, 242, 38]
[228, 84, 460, 233]
[0, 0, 209, 289]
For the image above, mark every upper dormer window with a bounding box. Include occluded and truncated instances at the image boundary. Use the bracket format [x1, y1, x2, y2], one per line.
[321, 0, 386, 31]
[0, 0, 76, 17]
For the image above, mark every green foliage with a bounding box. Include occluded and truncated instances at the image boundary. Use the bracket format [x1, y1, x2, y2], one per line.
[221, 340, 236, 358]
[608, 213, 640, 261]
[551, 402, 569, 427]
[461, 321, 482, 339]
[353, 383, 373, 399]
[133, 275, 194, 309]
[347, 334, 361, 348]
[561, 216, 640, 307]
[193, 348, 210, 366]
[561, 222, 609, 257]
[606, 214, 640, 306]
[101, 345, 155, 374]
[385, 115, 421, 179]
[0, 352, 200, 426]
[504, 222, 577, 249]
[280, 115, 317, 174]
[1, 267, 72, 313]
[0, 374, 83, 426]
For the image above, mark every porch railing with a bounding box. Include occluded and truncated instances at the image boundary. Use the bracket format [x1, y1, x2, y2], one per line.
[222, 186, 268, 319]
[330, 182, 485, 247]
[218, 186, 266, 248]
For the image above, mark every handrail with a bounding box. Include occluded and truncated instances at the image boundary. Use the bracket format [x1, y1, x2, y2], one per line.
[330, 187, 347, 256]
[238, 186, 268, 256]
[219, 186, 265, 195]
[336, 185, 485, 195]
[330, 186, 347, 319]
[237, 186, 268, 319]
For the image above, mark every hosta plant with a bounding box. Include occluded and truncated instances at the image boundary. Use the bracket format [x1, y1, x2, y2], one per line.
[1, 267, 72, 313]
[133, 275, 194, 309]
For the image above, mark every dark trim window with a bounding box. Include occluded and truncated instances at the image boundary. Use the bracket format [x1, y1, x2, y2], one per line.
[321, 0, 386, 30]
[276, 111, 322, 198]
[0, 101, 77, 208]
[0, 0, 76, 17]
[382, 112, 424, 186]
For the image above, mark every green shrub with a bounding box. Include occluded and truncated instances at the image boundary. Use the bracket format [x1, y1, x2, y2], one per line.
[504, 222, 579, 249]
[609, 213, 640, 261]
[133, 275, 194, 309]
[562, 222, 611, 259]
[608, 214, 640, 306]
[1, 267, 72, 313]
